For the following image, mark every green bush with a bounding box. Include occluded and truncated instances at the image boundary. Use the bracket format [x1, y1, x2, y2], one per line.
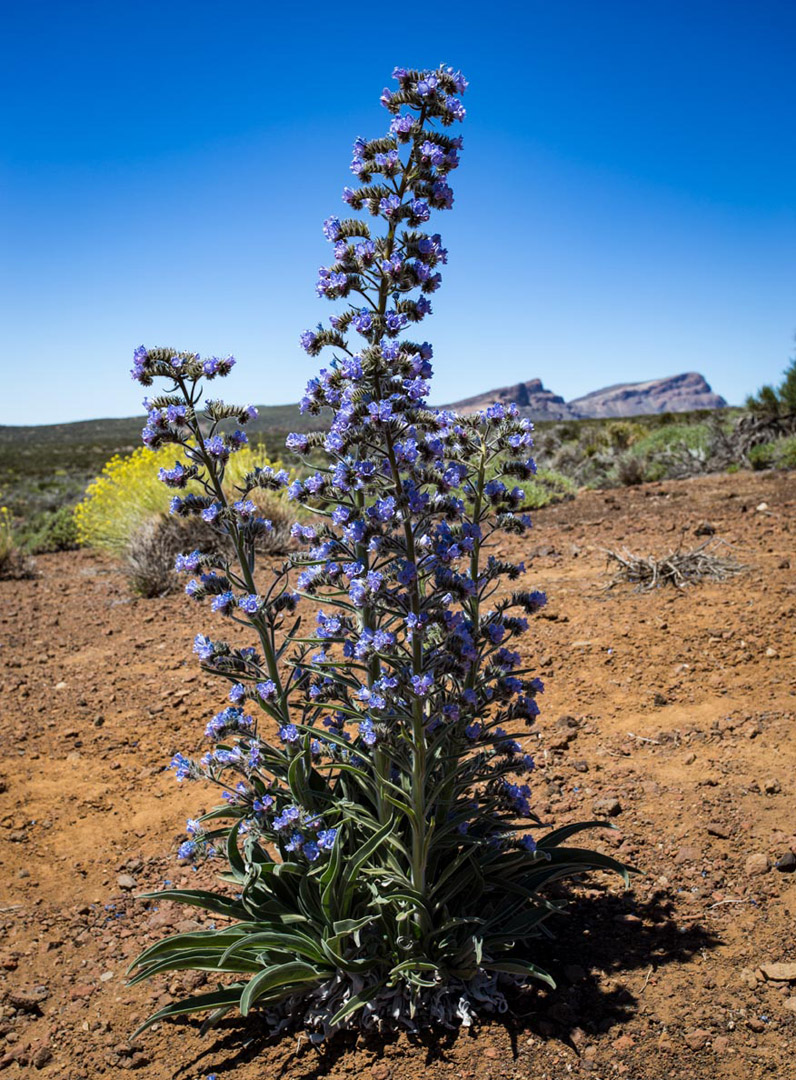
[523, 468, 576, 507]
[631, 421, 711, 458]
[773, 435, 796, 469]
[748, 442, 776, 470]
[24, 505, 80, 554]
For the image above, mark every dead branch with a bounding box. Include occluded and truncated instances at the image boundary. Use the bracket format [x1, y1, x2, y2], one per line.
[602, 539, 746, 591]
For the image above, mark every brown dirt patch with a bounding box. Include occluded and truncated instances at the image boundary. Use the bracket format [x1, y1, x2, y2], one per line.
[1, 470, 795, 1079]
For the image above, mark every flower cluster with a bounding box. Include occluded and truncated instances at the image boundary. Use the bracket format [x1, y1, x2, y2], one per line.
[130, 67, 628, 1042]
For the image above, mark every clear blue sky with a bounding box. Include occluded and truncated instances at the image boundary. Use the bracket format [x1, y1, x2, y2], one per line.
[1, 0, 794, 425]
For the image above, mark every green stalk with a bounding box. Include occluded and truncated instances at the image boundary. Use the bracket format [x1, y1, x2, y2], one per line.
[182, 378, 290, 726]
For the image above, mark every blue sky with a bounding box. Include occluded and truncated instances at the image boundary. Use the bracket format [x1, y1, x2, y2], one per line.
[1, 0, 794, 425]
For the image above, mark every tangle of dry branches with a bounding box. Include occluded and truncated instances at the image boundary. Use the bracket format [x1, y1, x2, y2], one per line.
[602, 538, 746, 591]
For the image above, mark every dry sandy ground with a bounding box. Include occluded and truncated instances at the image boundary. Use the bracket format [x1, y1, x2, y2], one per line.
[0, 470, 794, 1080]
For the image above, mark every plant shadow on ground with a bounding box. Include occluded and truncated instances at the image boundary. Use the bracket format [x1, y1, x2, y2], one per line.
[172, 887, 719, 1079]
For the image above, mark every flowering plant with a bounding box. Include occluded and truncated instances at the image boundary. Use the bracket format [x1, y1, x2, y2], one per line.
[128, 66, 629, 1039]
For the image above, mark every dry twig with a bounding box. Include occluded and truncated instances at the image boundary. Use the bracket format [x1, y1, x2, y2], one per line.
[602, 538, 746, 591]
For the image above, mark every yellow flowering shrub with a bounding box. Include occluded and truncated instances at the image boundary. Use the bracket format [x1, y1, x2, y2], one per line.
[75, 444, 287, 553]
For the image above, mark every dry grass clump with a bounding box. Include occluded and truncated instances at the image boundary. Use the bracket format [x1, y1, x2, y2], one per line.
[603, 539, 745, 591]
[125, 501, 294, 598]
[0, 507, 35, 581]
[0, 546, 36, 581]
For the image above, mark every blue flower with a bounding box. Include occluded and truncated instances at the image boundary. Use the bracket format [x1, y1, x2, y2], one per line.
[411, 674, 434, 697]
[256, 680, 277, 702]
[359, 719, 378, 746]
[317, 828, 337, 850]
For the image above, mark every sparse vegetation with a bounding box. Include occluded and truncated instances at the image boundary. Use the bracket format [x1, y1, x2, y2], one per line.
[0, 506, 35, 580]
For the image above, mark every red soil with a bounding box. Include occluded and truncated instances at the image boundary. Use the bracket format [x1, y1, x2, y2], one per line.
[1, 470, 795, 1079]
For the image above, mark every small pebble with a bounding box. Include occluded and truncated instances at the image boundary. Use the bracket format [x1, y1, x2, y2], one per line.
[745, 853, 771, 876]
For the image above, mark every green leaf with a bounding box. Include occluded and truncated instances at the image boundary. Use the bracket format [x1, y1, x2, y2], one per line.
[482, 959, 556, 988]
[129, 929, 254, 972]
[389, 959, 439, 976]
[331, 916, 373, 936]
[329, 980, 386, 1026]
[133, 889, 248, 921]
[287, 747, 311, 806]
[128, 949, 261, 985]
[220, 930, 326, 966]
[132, 985, 245, 1037]
[226, 821, 247, 881]
[240, 962, 324, 1016]
[543, 846, 634, 884]
[343, 819, 394, 905]
[536, 821, 616, 849]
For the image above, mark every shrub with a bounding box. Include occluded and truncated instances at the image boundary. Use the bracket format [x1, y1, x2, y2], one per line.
[614, 452, 647, 487]
[24, 505, 80, 554]
[125, 514, 232, 597]
[75, 443, 288, 555]
[747, 350, 796, 420]
[524, 467, 576, 506]
[748, 441, 776, 470]
[773, 435, 796, 469]
[604, 420, 644, 451]
[631, 421, 711, 458]
[127, 67, 629, 1042]
[126, 503, 294, 597]
[0, 506, 35, 580]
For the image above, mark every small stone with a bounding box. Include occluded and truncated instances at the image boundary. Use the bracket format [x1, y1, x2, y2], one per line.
[747, 1017, 766, 1033]
[764, 778, 781, 794]
[370, 1067, 390, 1080]
[572, 760, 589, 772]
[554, 715, 579, 733]
[116, 873, 137, 891]
[4, 987, 48, 1012]
[707, 823, 731, 839]
[683, 752, 697, 765]
[779, 559, 791, 570]
[653, 692, 668, 707]
[55, 681, 67, 690]
[100, 971, 114, 982]
[756, 502, 769, 512]
[31, 1045, 53, 1069]
[674, 846, 701, 865]
[765, 647, 779, 659]
[760, 962, 796, 982]
[775, 852, 796, 872]
[483, 1046, 499, 1060]
[612, 1034, 635, 1052]
[684, 1028, 712, 1051]
[784, 997, 796, 1013]
[593, 797, 622, 817]
[712, 1035, 730, 1053]
[744, 853, 771, 876]
[694, 522, 716, 537]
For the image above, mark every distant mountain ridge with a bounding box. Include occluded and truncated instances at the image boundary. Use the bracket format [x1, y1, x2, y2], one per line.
[0, 373, 727, 447]
[447, 372, 726, 420]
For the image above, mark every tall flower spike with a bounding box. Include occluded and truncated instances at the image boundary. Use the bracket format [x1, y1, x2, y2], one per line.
[129, 66, 630, 1044]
